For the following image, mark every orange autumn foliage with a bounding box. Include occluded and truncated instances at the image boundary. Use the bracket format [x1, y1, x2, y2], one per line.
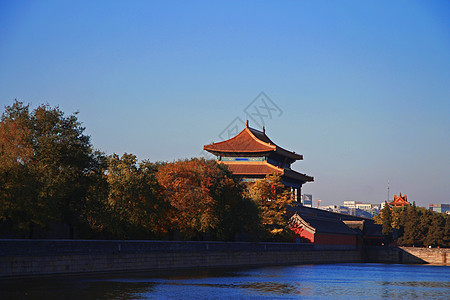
[0, 120, 33, 167]
[156, 158, 261, 240]
[157, 159, 221, 238]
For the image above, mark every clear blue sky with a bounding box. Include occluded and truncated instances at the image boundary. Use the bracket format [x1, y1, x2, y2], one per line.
[1, 1, 449, 207]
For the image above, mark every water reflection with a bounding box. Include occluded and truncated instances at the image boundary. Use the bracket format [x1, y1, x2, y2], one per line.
[157, 281, 308, 296]
[240, 282, 303, 295]
[1, 264, 449, 299]
[383, 281, 450, 288]
[1, 279, 156, 300]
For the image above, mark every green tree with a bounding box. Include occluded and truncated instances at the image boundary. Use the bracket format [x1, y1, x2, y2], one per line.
[104, 154, 167, 239]
[400, 203, 421, 246]
[391, 206, 403, 229]
[380, 202, 393, 244]
[0, 101, 101, 237]
[207, 163, 261, 241]
[396, 206, 409, 243]
[444, 215, 450, 247]
[423, 213, 445, 247]
[246, 174, 294, 240]
[82, 154, 109, 237]
[418, 209, 433, 246]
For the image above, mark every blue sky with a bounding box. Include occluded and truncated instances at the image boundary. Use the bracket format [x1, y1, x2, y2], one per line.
[1, 1, 449, 207]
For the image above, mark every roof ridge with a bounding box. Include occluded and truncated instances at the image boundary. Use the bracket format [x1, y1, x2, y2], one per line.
[249, 126, 302, 160]
[204, 128, 245, 147]
[245, 127, 276, 149]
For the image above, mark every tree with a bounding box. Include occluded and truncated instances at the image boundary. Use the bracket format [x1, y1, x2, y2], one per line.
[396, 206, 409, 242]
[156, 158, 259, 241]
[103, 154, 167, 239]
[0, 105, 36, 235]
[0, 101, 101, 237]
[205, 163, 261, 241]
[82, 153, 109, 237]
[418, 209, 433, 246]
[246, 174, 294, 239]
[157, 158, 218, 239]
[375, 200, 449, 248]
[380, 202, 393, 245]
[423, 213, 445, 247]
[444, 215, 450, 247]
[400, 203, 421, 246]
[391, 207, 403, 230]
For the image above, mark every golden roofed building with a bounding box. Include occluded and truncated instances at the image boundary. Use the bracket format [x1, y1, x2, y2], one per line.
[389, 193, 411, 207]
[203, 121, 313, 202]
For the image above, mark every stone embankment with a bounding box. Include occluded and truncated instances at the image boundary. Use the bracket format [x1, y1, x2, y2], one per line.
[363, 246, 449, 265]
[0, 240, 361, 278]
[400, 247, 449, 265]
[0, 240, 447, 279]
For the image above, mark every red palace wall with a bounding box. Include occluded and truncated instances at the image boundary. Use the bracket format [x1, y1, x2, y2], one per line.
[290, 226, 357, 246]
[314, 234, 356, 246]
[290, 226, 315, 243]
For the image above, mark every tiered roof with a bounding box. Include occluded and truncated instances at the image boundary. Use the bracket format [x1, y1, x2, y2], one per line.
[224, 161, 313, 182]
[203, 122, 303, 161]
[389, 193, 411, 207]
[203, 122, 313, 184]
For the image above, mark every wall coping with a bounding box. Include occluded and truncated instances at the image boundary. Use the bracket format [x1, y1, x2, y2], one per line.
[0, 239, 315, 256]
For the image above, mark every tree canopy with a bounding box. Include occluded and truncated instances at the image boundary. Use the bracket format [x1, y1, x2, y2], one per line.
[0, 101, 101, 237]
[374, 203, 449, 248]
[156, 158, 260, 241]
[0, 101, 267, 240]
[246, 174, 295, 240]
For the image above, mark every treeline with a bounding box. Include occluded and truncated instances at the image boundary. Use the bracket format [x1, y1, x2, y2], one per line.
[0, 101, 294, 241]
[374, 203, 450, 248]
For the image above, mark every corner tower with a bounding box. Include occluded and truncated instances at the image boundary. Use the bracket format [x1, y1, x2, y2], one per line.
[203, 121, 313, 201]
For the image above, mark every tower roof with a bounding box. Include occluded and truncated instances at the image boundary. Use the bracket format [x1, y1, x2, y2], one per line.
[389, 193, 411, 207]
[203, 123, 303, 160]
[223, 161, 313, 182]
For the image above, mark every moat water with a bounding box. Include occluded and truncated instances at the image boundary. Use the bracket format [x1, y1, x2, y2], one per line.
[2, 264, 449, 299]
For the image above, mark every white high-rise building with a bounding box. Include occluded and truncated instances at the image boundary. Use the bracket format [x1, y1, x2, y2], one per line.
[342, 201, 380, 217]
[343, 200, 360, 208]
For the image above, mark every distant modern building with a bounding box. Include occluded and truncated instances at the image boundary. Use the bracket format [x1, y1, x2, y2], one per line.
[343, 200, 359, 208]
[356, 203, 373, 210]
[348, 208, 374, 219]
[301, 194, 313, 207]
[429, 204, 450, 214]
[340, 201, 380, 217]
[321, 205, 350, 215]
[203, 121, 314, 201]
